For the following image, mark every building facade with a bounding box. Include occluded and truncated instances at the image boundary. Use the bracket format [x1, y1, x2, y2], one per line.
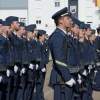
[0, 0, 100, 35]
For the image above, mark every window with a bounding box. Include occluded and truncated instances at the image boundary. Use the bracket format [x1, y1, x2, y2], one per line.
[19, 18, 26, 24]
[55, 2, 60, 7]
[36, 20, 41, 24]
[86, 16, 93, 23]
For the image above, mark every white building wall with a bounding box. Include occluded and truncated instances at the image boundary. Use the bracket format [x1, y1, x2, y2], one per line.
[78, 0, 100, 29]
[0, 10, 28, 24]
[0, 0, 99, 35]
[28, 0, 68, 35]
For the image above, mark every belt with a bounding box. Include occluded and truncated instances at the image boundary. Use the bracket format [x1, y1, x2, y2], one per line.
[0, 67, 6, 72]
[90, 61, 95, 65]
[84, 61, 94, 66]
[80, 65, 84, 70]
[84, 61, 91, 66]
[67, 65, 80, 73]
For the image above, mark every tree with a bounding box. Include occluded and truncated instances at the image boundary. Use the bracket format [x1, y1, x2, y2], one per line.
[95, 7, 100, 20]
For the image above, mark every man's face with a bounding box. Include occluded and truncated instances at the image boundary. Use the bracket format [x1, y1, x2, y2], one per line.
[71, 24, 79, 36]
[0, 24, 2, 28]
[28, 32, 33, 39]
[79, 29, 85, 38]
[60, 16, 72, 28]
[34, 28, 38, 36]
[85, 28, 92, 36]
[11, 21, 20, 31]
[0, 24, 2, 34]
[19, 26, 25, 36]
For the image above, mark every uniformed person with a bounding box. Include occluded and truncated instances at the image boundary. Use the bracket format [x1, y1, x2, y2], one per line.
[88, 29, 97, 100]
[49, 7, 76, 100]
[36, 30, 46, 100]
[16, 22, 29, 100]
[44, 34, 49, 64]
[0, 21, 12, 100]
[28, 24, 38, 100]
[81, 24, 92, 100]
[78, 21, 85, 100]
[0, 19, 2, 34]
[93, 27, 100, 91]
[23, 25, 36, 100]
[6, 16, 21, 100]
[1, 21, 15, 100]
[70, 17, 82, 99]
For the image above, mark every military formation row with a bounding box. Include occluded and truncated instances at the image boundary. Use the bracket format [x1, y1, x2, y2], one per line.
[49, 7, 100, 100]
[0, 16, 49, 100]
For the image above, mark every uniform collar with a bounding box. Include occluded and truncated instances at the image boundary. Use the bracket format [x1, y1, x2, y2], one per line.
[74, 36, 78, 39]
[27, 38, 30, 41]
[91, 41, 93, 44]
[23, 36, 26, 38]
[13, 31, 17, 35]
[85, 36, 88, 40]
[57, 27, 67, 35]
[68, 32, 71, 36]
[2, 35, 7, 38]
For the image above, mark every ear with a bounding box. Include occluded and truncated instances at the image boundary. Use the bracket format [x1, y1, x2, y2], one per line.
[58, 18, 63, 25]
[11, 23, 14, 29]
[2, 27, 6, 33]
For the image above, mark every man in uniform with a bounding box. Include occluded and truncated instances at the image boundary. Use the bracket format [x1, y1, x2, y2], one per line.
[44, 34, 49, 64]
[23, 25, 36, 100]
[1, 21, 14, 100]
[93, 27, 100, 91]
[16, 22, 29, 100]
[70, 17, 82, 99]
[88, 29, 97, 100]
[81, 24, 92, 100]
[6, 16, 21, 100]
[49, 7, 76, 100]
[36, 30, 47, 100]
[0, 19, 2, 34]
[1, 20, 14, 100]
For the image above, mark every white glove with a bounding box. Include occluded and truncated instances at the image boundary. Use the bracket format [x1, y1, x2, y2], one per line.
[0, 76, 3, 83]
[78, 74, 81, 80]
[29, 63, 34, 70]
[94, 70, 98, 74]
[82, 70, 87, 76]
[6, 69, 10, 77]
[36, 64, 39, 70]
[21, 68, 26, 74]
[14, 65, 18, 73]
[77, 74, 82, 84]
[88, 65, 92, 70]
[66, 78, 76, 87]
[20, 68, 26, 76]
[93, 65, 95, 68]
[77, 80, 82, 84]
[41, 68, 46, 72]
